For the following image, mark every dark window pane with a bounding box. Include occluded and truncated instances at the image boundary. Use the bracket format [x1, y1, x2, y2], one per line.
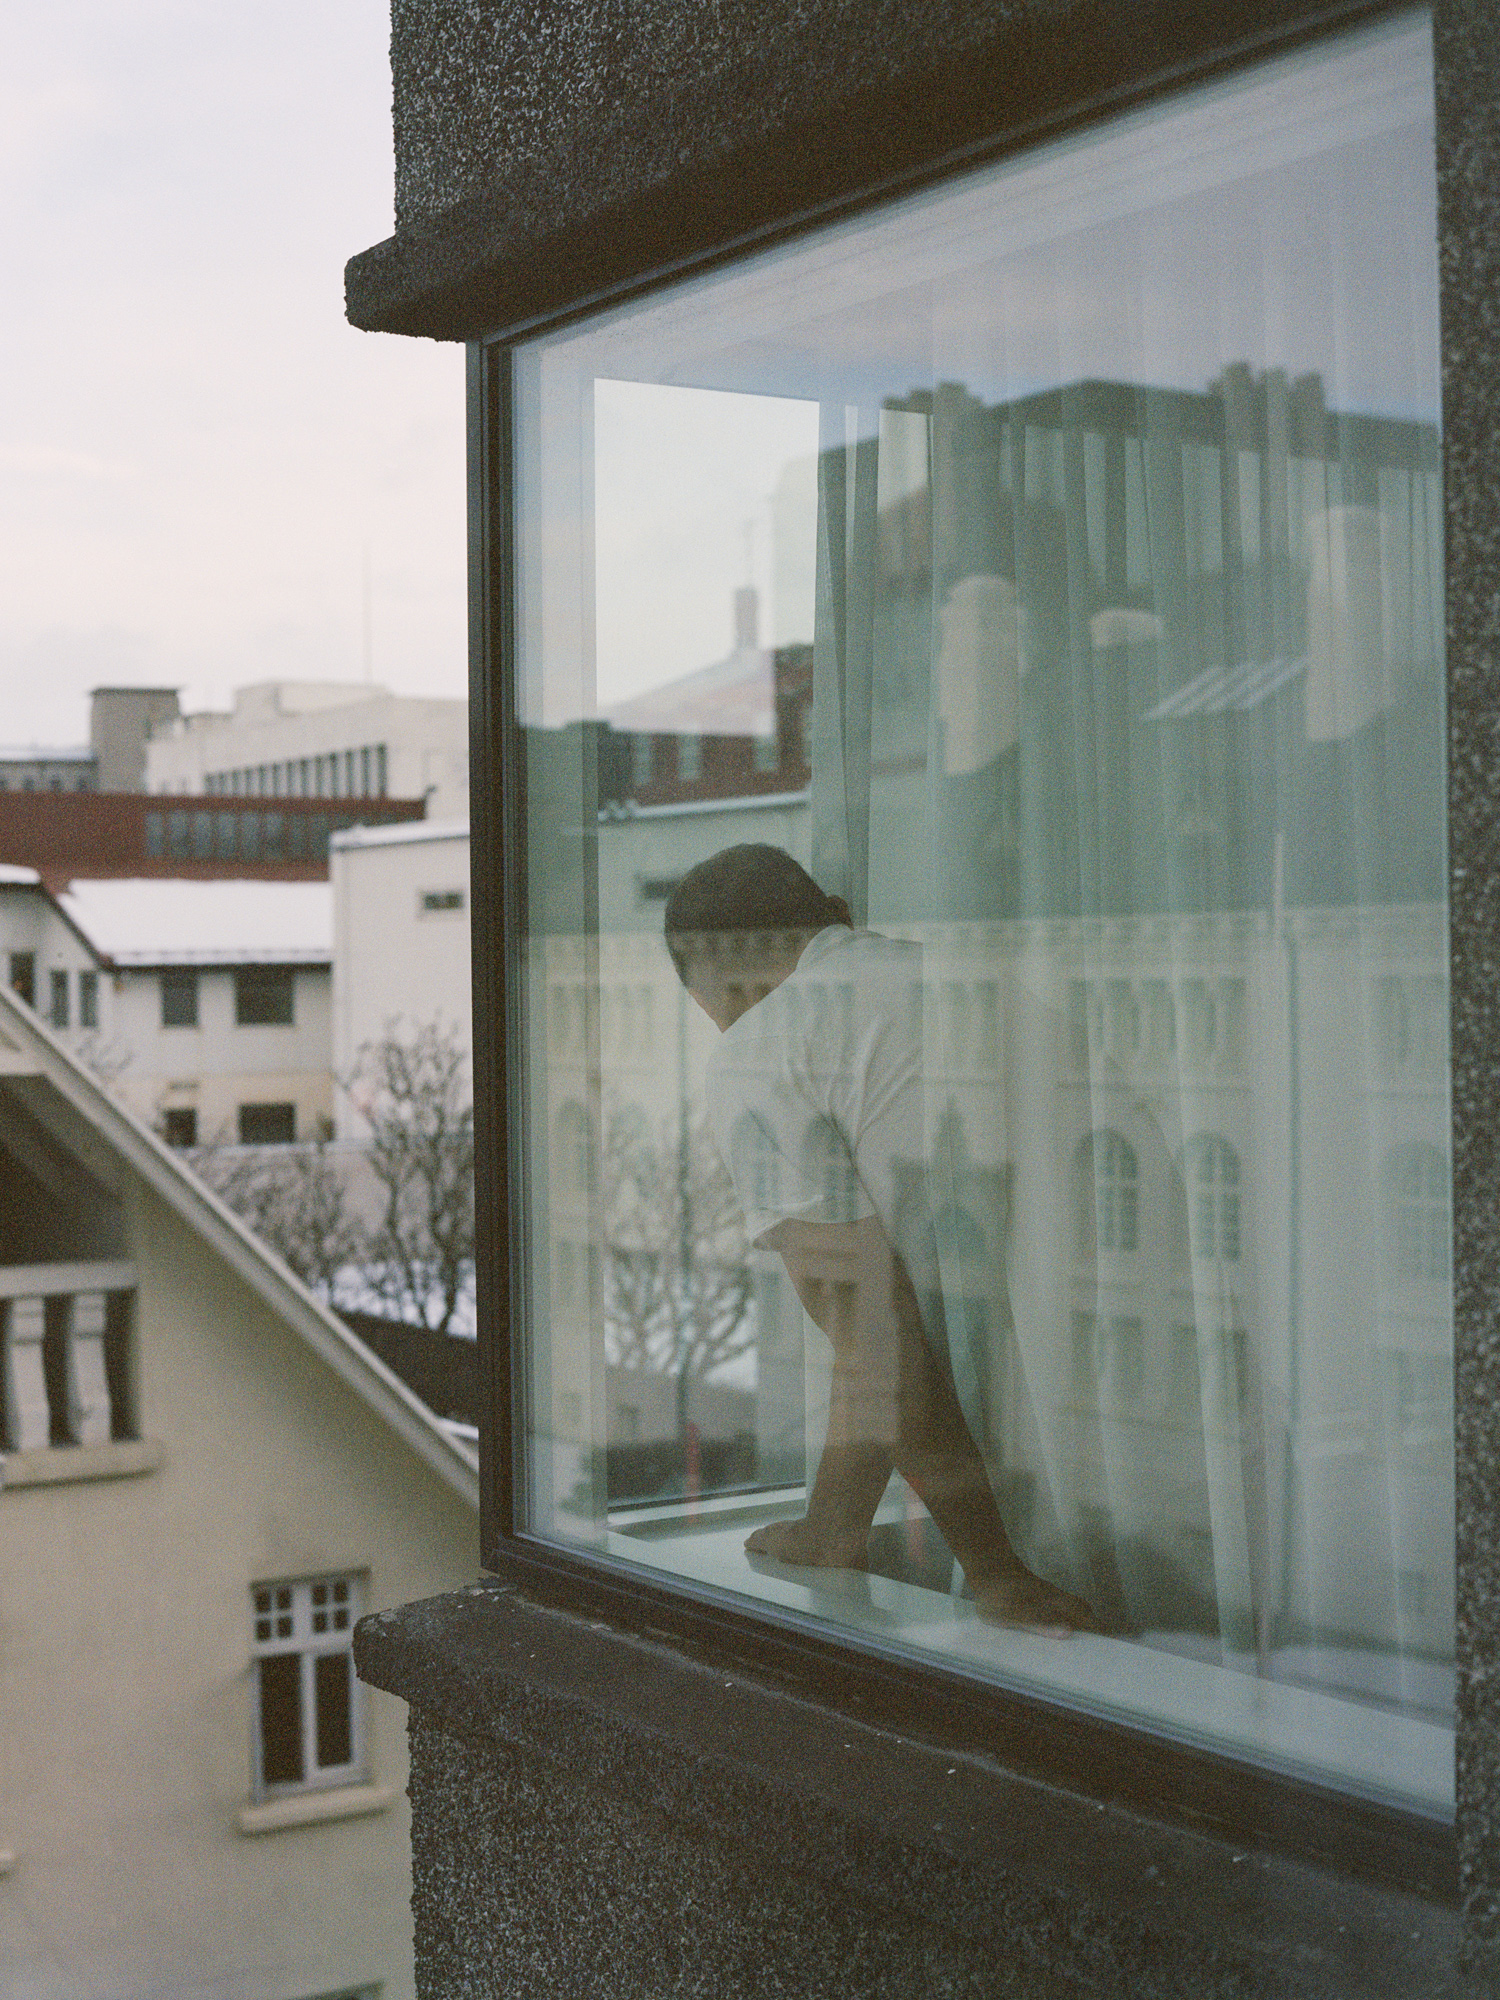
[192, 813, 214, 860]
[144, 812, 163, 858]
[238, 1102, 296, 1145]
[286, 813, 306, 859]
[258, 1654, 304, 1788]
[239, 812, 261, 861]
[216, 811, 237, 859]
[314, 1650, 353, 1769]
[168, 810, 189, 859]
[79, 970, 98, 1027]
[262, 811, 284, 860]
[161, 1107, 198, 1147]
[235, 966, 294, 1026]
[9, 953, 35, 1007]
[310, 814, 330, 861]
[49, 969, 68, 1028]
[160, 969, 198, 1028]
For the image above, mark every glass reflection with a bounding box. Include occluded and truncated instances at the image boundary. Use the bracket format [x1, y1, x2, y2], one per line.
[511, 14, 1451, 1813]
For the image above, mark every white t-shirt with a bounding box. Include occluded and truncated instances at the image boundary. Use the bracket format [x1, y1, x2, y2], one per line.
[705, 926, 929, 1257]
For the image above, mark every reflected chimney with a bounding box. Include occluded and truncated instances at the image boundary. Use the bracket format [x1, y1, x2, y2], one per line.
[734, 585, 759, 650]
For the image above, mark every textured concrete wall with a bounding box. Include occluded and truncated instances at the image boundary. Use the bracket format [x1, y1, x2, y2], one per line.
[1436, 0, 1500, 1987]
[349, 0, 1367, 338]
[357, 1585, 1460, 1999]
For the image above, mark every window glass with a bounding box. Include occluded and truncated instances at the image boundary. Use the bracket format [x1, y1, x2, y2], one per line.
[236, 965, 295, 1026]
[239, 1101, 296, 1145]
[160, 968, 198, 1028]
[509, 15, 1451, 1816]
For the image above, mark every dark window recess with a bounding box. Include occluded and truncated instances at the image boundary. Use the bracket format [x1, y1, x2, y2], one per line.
[104, 1292, 136, 1442]
[168, 810, 190, 860]
[49, 969, 68, 1029]
[8, 953, 35, 1008]
[160, 969, 198, 1028]
[257, 1654, 304, 1788]
[286, 814, 306, 860]
[192, 812, 214, 860]
[235, 966, 294, 1026]
[144, 812, 164, 858]
[239, 812, 261, 861]
[42, 1296, 70, 1446]
[78, 971, 98, 1028]
[315, 1652, 353, 1768]
[239, 1102, 296, 1145]
[421, 889, 464, 913]
[216, 811, 237, 860]
[309, 815, 331, 862]
[262, 812, 284, 861]
[162, 1107, 198, 1148]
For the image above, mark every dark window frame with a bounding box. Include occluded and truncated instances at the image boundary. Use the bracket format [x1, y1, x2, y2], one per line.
[239, 1101, 297, 1145]
[466, 0, 1456, 1902]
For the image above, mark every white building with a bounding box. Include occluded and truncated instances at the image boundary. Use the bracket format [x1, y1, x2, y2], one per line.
[330, 819, 472, 1139]
[145, 679, 470, 821]
[0, 976, 477, 2000]
[0, 872, 335, 1149]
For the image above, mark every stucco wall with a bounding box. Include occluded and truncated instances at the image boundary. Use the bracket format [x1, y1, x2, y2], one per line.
[0, 1170, 477, 2000]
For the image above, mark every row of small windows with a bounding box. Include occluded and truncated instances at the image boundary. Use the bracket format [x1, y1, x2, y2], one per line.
[145, 807, 342, 865]
[204, 744, 388, 800]
[161, 1103, 299, 1147]
[0, 769, 94, 792]
[626, 728, 792, 789]
[161, 965, 296, 1029]
[6, 956, 100, 1029]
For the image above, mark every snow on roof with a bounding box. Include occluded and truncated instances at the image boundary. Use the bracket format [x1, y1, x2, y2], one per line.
[330, 816, 469, 852]
[58, 878, 333, 966]
[0, 864, 42, 886]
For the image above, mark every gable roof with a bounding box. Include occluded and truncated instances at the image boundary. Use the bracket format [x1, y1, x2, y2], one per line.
[0, 980, 478, 1508]
[57, 877, 334, 967]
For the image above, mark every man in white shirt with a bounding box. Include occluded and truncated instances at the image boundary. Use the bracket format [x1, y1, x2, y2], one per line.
[666, 843, 1097, 1636]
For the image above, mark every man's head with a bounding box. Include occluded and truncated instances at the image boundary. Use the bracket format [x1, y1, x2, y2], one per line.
[664, 844, 852, 1029]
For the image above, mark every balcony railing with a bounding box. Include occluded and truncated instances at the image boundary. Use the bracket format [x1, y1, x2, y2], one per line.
[0, 1262, 136, 1453]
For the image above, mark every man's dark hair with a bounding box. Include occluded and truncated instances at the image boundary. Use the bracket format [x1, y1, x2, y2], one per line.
[664, 845, 847, 986]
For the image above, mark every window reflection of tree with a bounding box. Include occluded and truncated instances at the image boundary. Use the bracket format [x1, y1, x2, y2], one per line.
[555, 1101, 591, 1195]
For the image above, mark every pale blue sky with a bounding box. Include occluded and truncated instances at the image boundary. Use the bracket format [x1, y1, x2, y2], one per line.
[1, 0, 466, 747]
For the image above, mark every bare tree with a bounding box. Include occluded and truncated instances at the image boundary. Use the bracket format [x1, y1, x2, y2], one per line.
[189, 1136, 364, 1306]
[345, 1016, 475, 1334]
[600, 1098, 754, 1433]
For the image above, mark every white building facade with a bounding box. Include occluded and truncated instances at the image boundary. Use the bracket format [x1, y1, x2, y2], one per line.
[145, 680, 469, 821]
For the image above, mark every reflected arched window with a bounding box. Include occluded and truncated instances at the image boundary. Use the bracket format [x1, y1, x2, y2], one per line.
[555, 1101, 590, 1194]
[1076, 1130, 1138, 1255]
[1184, 1134, 1241, 1262]
[1384, 1142, 1450, 1284]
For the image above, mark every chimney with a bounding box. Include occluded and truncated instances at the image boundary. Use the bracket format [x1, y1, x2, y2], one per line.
[733, 586, 759, 651]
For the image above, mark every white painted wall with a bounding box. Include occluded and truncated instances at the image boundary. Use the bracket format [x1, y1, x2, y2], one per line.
[331, 820, 472, 1139]
[109, 962, 333, 1144]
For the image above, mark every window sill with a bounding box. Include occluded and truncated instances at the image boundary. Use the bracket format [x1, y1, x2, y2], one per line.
[1, 1439, 164, 1489]
[236, 1783, 393, 1836]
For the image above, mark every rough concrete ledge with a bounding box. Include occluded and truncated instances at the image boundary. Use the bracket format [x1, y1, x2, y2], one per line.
[347, 0, 1378, 341]
[356, 1583, 1460, 1998]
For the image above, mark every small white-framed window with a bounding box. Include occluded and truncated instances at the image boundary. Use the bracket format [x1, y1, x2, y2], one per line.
[250, 1574, 365, 1799]
[1184, 1133, 1242, 1262]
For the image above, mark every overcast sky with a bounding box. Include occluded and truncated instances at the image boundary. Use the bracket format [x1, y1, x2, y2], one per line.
[2, 0, 466, 750]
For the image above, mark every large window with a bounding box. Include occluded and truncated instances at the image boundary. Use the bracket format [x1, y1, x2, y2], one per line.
[501, 15, 1451, 1823]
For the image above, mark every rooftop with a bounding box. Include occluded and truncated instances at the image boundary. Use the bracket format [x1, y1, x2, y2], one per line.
[58, 878, 333, 966]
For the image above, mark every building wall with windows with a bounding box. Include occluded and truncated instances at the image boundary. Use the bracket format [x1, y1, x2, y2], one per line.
[343, 0, 1497, 1992]
[330, 820, 473, 1140]
[145, 680, 469, 822]
[0, 982, 478, 2000]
